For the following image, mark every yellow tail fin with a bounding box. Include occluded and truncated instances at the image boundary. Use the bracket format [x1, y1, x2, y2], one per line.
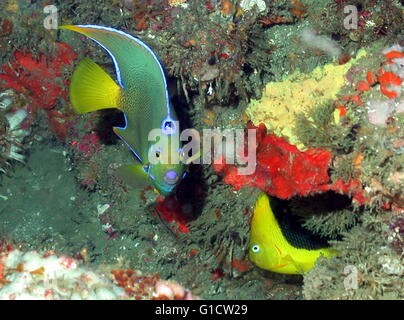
[70, 58, 122, 114]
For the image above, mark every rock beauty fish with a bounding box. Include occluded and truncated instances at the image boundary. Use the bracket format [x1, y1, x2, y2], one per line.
[60, 25, 185, 196]
[249, 193, 337, 274]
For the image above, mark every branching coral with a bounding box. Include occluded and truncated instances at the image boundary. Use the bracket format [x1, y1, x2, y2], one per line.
[302, 207, 360, 239]
[303, 212, 403, 300]
[274, 41, 404, 214]
[314, 0, 403, 51]
[293, 102, 357, 153]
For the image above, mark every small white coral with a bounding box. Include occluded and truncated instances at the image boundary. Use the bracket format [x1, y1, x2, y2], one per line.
[5, 109, 27, 131]
[366, 99, 396, 126]
[396, 100, 404, 113]
[378, 255, 404, 275]
[0, 90, 14, 111]
[240, 0, 266, 13]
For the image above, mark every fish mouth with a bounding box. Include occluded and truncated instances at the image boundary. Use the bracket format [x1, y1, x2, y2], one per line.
[163, 170, 179, 185]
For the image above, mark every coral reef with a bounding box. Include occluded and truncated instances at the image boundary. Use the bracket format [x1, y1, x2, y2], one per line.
[245, 49, 367, 149]
[155, 195, 192, 233]
[0, 0, 403, 301]
[213, 122, 366, 203]
[318, 0, 403, 49]
[213, 35, 403, 299]
[296, 42, 403, 298]
[54, 0, 281, 106]
[366, 44, 404, 125]
[0, 43, 77, 141]
[0, 242, 197, 300]
[303, 212, 403, 300]
[111, 269, 198, 299]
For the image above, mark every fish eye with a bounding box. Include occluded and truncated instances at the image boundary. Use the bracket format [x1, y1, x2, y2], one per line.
[155, 148, 161, 158]
[252, 244, 260, 253]
[161, 118, 176, 135]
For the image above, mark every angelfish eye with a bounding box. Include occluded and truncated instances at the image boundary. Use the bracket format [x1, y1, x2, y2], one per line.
[161, 118, 176, 135]
[164, 121, 173, 129]
[252, 244, 260, 253]
[155, 148, 161, 158]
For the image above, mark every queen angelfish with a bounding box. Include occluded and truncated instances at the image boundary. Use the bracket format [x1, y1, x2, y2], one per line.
[60, 25, 185, 196]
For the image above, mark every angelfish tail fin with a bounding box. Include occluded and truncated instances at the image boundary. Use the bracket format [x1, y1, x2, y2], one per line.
[69, 57, 122, 114]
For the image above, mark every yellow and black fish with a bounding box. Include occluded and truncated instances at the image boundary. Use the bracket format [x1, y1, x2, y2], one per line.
[249, 193, 337, 274]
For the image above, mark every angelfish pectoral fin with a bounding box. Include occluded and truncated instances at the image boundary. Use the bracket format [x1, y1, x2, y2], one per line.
[115, 165, 151, 189]
[113, 126, 143, 161]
